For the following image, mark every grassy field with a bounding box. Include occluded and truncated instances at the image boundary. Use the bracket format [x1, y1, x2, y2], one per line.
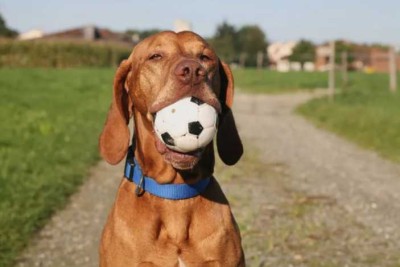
[0, 68, 113, 266]
[232, 68, 327, 93]
[298, 72, 400, 163]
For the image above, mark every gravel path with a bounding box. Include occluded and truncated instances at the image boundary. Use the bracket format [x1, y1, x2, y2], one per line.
[16, 90, 400, 266]
[234, 91, 400, 241]
[16, 161, 123, 267]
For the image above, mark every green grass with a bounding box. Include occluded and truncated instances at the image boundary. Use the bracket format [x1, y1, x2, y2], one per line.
[0, 68, 114, 266]
[232, 68, 327, 93]
[298, 72, 400, 163]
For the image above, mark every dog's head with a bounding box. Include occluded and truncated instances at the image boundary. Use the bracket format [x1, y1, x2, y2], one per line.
[99, 31, 242, 171]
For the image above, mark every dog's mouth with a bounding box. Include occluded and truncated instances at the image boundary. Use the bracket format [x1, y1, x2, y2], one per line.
[154, 136, 202, 170]
[149, 94, 218, 170]
[149, 96, 221, 115]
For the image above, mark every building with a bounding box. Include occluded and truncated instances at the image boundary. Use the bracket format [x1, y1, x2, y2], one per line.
[366, 47, 400, 73]
[315, 42, 400, 73]
[267, 41, 315, 72]
[36, 25, 134, 47]
[268, 41, 297, 72]
[314, 44, 331, 71]
[18, 29, 44, 40]
[174, 20, 192, 33]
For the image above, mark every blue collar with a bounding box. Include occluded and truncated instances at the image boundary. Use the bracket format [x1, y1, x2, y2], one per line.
[124, 151, 211, 200]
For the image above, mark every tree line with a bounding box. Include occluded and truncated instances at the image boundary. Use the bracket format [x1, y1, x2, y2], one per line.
[0, 13, 18, 38]
[125, 22, 319, 68]
[125, 21, 269, 67]
[207, 21, 268, 67]
[3, 12, 389, 69]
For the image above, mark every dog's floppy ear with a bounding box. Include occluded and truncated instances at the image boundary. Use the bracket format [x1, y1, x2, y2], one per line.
[99, 59, 132, 165]
[216, 61, 243, 165]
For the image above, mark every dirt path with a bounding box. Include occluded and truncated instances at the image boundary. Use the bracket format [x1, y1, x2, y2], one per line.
[16, 161, 123, 267]
[231, 91, 400, 266]
[16, 91, 400, 267]
[234, 91, 400, 240]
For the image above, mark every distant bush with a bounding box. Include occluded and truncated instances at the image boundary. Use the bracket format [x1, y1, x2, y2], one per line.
[0, 39, 132, 68]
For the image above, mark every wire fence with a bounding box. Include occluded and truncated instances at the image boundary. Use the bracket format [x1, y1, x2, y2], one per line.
[262, 42, 399, 94]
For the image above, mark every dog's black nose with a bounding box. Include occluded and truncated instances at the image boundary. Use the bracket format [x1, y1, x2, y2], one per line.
[175, 60, 206, 85]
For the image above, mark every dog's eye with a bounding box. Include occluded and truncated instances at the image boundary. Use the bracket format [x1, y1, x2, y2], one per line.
[200, 54, 211, 62]
[149, 54, 162, 60]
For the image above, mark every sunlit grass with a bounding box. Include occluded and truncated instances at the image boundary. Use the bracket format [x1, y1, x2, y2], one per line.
[232, 68, 327, 93]
[0, 68, 114, 266]
[298, 72, 400, 162]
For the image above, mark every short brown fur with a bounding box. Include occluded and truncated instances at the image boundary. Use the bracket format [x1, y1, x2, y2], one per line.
[99, 31, 244, 266]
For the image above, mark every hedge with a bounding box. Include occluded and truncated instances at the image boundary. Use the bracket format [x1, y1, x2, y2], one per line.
[0, 39, 132, 68]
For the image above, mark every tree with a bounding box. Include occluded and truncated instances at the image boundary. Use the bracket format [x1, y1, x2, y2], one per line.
[288, 39, 315, 66]
[208, 21, 239, 63]
[0, 13, 18, 38]
[335, 40, 354, 64]
[236, 25, 267, 67]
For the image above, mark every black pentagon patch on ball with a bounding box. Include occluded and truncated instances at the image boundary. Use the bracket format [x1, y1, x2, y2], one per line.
[190, 97, 204, 105]
[188, 121, 204, 135]
[161, 132, 175, 146]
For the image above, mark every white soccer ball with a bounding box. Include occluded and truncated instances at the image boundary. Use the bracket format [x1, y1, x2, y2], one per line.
[154, 96, 218, 153]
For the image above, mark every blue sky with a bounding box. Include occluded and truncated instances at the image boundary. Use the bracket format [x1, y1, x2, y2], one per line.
[1, 0, 399, 45]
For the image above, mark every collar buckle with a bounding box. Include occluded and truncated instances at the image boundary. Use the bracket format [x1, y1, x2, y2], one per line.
[135, 174, 145, 196]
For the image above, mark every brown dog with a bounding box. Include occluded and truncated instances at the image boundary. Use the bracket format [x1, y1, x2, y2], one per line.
[99, 31, 244, 266]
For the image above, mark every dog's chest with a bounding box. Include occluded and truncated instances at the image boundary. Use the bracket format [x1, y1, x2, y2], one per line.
[158, 212, 191, 244]
[152, 199, 224, 247]
[102, 182, 243, 266]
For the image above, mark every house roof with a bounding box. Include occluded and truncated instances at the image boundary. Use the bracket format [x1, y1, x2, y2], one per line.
[41, 25, 133, 46]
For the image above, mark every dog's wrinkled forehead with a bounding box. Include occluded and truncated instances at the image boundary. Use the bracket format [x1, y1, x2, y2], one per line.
[131, 31, 216, 62]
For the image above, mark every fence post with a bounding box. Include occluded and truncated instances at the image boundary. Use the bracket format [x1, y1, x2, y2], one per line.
[389, 46, 397, 93]
[239, 53, 247, 68]
[329, 41, 336, 100]
[257, 51, 264, 69]
[341, 51, 348, 87]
